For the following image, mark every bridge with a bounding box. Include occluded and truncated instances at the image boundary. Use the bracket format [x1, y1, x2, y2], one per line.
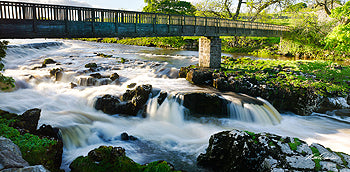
[0, 1, 288, 68]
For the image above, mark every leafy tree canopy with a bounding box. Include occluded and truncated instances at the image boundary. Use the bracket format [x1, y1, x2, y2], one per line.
[283, 2, 307, 12]
[324, 1, 350, 53]
[143, 0, 196, 15]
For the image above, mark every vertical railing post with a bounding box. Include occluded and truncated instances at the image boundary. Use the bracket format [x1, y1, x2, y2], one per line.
[64, 7, 68, 36]
[78, 8, 81, 21]
[0, 2, 2, 19]
[115, 12, 118, 36]
[182, 15, 185, 34]
[168, 14, 170, 34]
[22, 5, 26, 20]
[135, 13, 138, 34]
[194, 16, 196, 34]
[153, 14, 157, 33]
[91, 9, 95, 36]
[101, 11, 104, 22]
[205, 17, 207, 35]
[32, 4, 37, 33]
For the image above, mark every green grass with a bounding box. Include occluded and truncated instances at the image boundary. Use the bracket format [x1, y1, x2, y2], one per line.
[288, 138, 302, 151]
[221, 57, 350, 97]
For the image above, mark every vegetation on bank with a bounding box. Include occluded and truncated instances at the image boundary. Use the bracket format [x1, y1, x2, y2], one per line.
[221, 57, 350, 97]
[0, 40, 15, 91]
[0, 110, 61, 171]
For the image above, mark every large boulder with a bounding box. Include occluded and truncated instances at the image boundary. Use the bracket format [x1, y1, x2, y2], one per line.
[95, 94, 121, 115]
[186, 69, 213, 85]
[69, 146, 177, 172]
[13, 108, 41, 133]
[0, 137, 29, 170]
[181, 92, 228, 117]
[197, 129, 350, 172]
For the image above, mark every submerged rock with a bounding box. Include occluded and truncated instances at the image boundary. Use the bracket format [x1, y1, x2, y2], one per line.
[49, 68, 64, 81]
[197, 129, 350, 172]
[110, 73, 120, 81]
[69, 146, 177, 172]
[120, 132, 137, 141]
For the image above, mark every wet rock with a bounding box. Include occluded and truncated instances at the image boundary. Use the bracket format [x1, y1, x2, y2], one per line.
[78, 77, 97, 86]
[121, 89, 136, 101]
[186, 69, 213, 85]
[70, 146, 177, 172]
[85, 63, 97, 68]
[95, 95, 121, 115]
[49, 68, 64, 81]
[1, 165, 49, 172]
[178, 67, 189, 78]
[70, 82, 78, 88]
[120, 132, 138, 141]
[14, 108, 41, 133]
[182, 92, 228, 117]
[0, 137, 29, 170]
[157, 91, 168, 105]
[213, 77, 231, 91]
[197, 129, 350, 172]
[42, 58, 56, 65]
[110, 73, 120, 81]
[127, 83, 137, 88]
[36, 124, 60, 140]
[90, 73, 102, 79]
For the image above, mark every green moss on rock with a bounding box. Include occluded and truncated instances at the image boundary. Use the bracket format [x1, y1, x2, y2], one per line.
[70, 146, 180, 172]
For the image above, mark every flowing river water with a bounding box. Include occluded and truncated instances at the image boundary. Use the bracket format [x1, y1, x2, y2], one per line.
[1, 39, 350, 171]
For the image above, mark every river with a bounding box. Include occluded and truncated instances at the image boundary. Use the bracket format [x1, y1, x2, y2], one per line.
[1, 39, 350, 171]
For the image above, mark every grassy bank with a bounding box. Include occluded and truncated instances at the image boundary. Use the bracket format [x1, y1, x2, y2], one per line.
[0, 110, 62, 171]
[221, 57, 350, 97]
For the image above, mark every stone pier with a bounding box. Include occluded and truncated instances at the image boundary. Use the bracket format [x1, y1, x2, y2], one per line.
[199, 36, 222, 68]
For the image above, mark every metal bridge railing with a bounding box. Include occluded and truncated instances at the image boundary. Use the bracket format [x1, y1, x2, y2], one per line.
[0, 1, 289, 32]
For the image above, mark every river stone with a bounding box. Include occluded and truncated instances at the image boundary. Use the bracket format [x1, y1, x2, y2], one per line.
[1, 165, 49, 172]
[341, 153, 350, 168]
[14, 108, 41, 132]
[296, 143, 312, 155]
[286, 156, 315, 169]
[263, 157, 278, 169]
[311, 143, 343, 164]
[320, 161, 337, 171]
[277, 142, 293, 155]
[0, 137, 29, 170]
[94, 94, 120, 115]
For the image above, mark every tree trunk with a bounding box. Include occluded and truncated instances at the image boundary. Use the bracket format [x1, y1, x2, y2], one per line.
[233, 0, 245, 20]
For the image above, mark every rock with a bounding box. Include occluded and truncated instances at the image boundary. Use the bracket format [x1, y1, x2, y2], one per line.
[178, 67, 188, 78]
[197, 129, 350, 172]
[95, 95, 121, 115]
[213, 77, 232, 91]
[0, 137, 29, 170]
[182, 92, 228, 117]
[43, 58, 56, 65]
[127, 83, 136, 88]
[90, 73, 102, 79]
[120, 132, 137, 141]
[70, 146, 177, 172]
[49, 68, 64, 81]
[131, 85, 152, 108]
[1, 165, 49, 172]
[157, 91, 168, 105]
[36, 124, 60, 140]
[70, 82, 77, 88]
[110, 73, 119, 81]
[186, 69, 212, 85]
[121, 89, 136, 101]
[78, 77, 97, 86]
[85, 63, 97, 68]
[14, 108, 41, 133]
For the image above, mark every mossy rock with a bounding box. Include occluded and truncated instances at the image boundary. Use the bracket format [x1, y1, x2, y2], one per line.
[69, 146, 180, 172]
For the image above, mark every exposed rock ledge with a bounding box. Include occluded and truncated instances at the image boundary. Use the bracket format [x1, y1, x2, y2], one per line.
[198, 129, 350, 172]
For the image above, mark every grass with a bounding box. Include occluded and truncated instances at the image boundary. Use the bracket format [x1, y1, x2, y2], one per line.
[221, 57, 350, 97]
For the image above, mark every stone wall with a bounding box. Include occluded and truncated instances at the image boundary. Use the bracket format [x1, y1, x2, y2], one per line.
[199, 36, 221, 68]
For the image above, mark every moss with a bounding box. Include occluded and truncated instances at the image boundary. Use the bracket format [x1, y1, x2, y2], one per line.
[288, 138, 302, 151]
[244, 131, 256, 136]
[70, 146, 179, 172]
[335, 152, 348, 166]
[96, 53, 112, 58]
[311, 146, 322, 171]
[0, 110, 62, 171]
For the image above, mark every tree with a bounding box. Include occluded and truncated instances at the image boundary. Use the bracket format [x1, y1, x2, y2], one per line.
[324, 1, 350, 53]
[143, 0, 196, 15]
[195, 0, 245, 20]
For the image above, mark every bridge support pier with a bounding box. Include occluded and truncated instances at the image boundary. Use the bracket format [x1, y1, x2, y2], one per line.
[199, 36, 221, 68]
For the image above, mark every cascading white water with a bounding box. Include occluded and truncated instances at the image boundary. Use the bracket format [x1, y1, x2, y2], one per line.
[1, 39, 350, 171]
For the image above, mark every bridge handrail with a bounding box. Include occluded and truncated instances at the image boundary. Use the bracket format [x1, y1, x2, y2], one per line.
[0, 1, 289, 32]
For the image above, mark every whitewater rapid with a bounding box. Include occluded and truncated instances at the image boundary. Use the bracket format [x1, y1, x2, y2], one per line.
[1, 39, 350, 171]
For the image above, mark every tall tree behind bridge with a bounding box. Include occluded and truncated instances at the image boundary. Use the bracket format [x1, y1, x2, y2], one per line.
[143, 0, 196, 15]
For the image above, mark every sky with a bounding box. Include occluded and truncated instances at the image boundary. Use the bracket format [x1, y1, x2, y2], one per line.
[5, 0, 198, 11]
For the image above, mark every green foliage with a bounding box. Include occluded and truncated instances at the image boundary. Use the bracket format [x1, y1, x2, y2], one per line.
[311, 146, 322, 171]
[0, 40, 15, 91]
[244, 130, 255, 136]
[288, 138, 302, 151]
[222, 57, 350, 97]
[0, 110, 59, 170]
[324, 1, 350, 53]
[283, 3, 307, 12]
[143, 0, 196, 15]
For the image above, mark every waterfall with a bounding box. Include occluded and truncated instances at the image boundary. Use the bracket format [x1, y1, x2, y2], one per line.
[223, 94, 282, 125]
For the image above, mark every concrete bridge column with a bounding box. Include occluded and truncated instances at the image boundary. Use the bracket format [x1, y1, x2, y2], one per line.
[199, 36, 221, 68]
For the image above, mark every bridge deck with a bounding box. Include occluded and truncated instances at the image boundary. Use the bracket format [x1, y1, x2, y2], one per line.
[0, 1, 288, 39]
